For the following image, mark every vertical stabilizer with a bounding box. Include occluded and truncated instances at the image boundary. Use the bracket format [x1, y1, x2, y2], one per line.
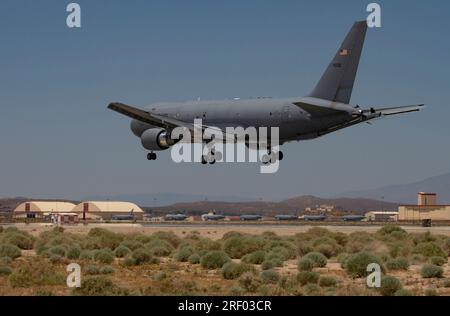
[309, 21, 368, 104]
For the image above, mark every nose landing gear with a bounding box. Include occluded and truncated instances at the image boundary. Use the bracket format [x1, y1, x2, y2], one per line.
[147, 152, 157, 161]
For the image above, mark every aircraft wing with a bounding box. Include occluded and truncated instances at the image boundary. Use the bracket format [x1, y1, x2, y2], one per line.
[108, 102, 236, 142]
[367, 104, 425, 116]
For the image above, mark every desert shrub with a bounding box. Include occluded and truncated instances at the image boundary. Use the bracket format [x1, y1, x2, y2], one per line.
[242, 251, 266, 265]
[388, 243, 413, 259]
[421, 264, 443, 278]
[48, 245, 66, 257]
[223, 236, 265, 259]
[222, 231, 244, 240]
[87, 228, 124, 250]
[9, 258, 65, 287]
[200, 251, 231, 269]
[0, 244, 21, 260]
[94, 249, 115, 264]
[378, 276, 402, 296]
[0, 226, 3, 233]
[261, 258, 282, 270]
[228, 285, 244, 296]
[441, 279, 450, 288]
[85, 265, 100, 275]
[260, 270, 280, 284]
[0, 256, 13, 265]
[395, 289, 412, 296]
[119, 240, 144, 251]
[430, 256, 447, 266]
[337, 253, 350, 266]
[296, 271, 320, 285]
[238, 272, 261, 292]
[413, 242, 446, 258]
[386, 257, 410, 271]
[424, 287, 438, 296]
[270, 246, 296, 260]
[188, 253, 200, 264]
[66, 247, 81, 260]
[314, 244, 341, 258]
[192, 237, 222, 253]
[72, 276, 129, 296]
[312, 237, 343, 258]
[146, 238, 174, 257]
[221, 262, 255, 280]
[0, 266, 12, 276]
[0, 231, 35, 250]
[114, 245, 131, 258]
[297, 242, 313, 256]
[303, 283, 322, 296]
[153, 271, 167, 281]
[264, 240, 297, 259]
[99, 266, 115, 274]
[298, 258, 314, 272]
[79, 250, 94, 260]
[378, 225, 407, 236]
[131, 248, 154, 265]
[122, 257, 137, 267]
[3, 227, 19, 233]
[174, 246, 194, 262]
[345, 232, 375, 253]
[303, 252, 327, 268]
[265, 250, 285, 263]
[344, 252, 384, 278]
[49, 254, 64, 264]
[411, 254, 427, 264]
[151, 231, 181, 248]
[319, 276, 337, 287]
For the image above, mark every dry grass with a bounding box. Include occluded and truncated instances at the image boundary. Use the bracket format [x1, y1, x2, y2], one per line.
[0, 224, 449, 296]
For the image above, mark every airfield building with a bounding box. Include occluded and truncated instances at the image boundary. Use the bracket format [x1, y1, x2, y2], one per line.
[398, 193, 450, 221]
[13, 201, 76, 219]
[71, 201, 144, 220]
[366, 211, 399, 222]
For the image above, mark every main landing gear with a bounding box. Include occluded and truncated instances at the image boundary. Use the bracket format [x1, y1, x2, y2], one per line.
[261, 150, 284, 165]
[201, 150, 223, 165]
[147, 152, 157, 161]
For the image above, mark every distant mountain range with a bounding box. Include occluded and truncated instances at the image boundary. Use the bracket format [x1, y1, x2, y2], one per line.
[82, 193, 255, 207]
[338, 172, 450, 204]
[152, 195, 398, 216]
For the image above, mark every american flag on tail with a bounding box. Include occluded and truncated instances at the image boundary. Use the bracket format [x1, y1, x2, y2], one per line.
[339, 48, 350, 56]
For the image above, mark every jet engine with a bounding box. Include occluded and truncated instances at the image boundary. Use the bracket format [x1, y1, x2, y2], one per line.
[140, 128, 176, 151]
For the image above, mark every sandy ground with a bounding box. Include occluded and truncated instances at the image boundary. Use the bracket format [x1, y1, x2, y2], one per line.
[6, 222, 450, 239]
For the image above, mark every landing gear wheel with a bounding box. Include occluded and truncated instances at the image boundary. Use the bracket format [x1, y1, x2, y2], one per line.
[214, 151, 223, 162]
[201, 156, 208, 165]
[147, 153, 157, 161]
[261, 154, 271, 165]
[278, 151, 284, 161]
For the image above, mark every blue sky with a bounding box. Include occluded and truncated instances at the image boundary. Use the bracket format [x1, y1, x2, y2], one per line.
[0, 0, 449, 201]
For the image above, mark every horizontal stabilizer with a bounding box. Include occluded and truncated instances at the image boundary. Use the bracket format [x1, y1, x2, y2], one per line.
[367, 104, 425, 116]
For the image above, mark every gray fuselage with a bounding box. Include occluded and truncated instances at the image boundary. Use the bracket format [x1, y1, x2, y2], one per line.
[131, 97, 353, 144]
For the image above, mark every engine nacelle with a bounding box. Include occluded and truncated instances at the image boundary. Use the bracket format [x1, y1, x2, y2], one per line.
[140, 128, 175, 151]
[130, 119, 152, 137]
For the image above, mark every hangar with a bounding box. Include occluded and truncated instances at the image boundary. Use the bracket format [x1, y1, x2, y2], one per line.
[398, 193, 450, 221]
[71, 201, 144, 220]
[13, 201, 76, 219]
